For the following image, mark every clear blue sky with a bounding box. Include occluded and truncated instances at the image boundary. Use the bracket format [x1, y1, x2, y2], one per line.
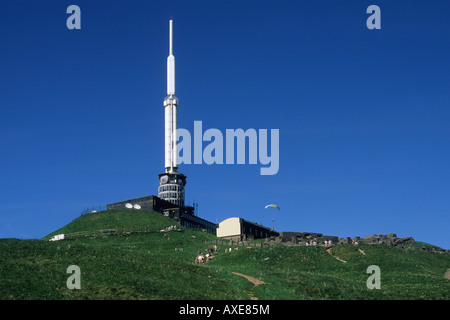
[1, 1, 449, 248]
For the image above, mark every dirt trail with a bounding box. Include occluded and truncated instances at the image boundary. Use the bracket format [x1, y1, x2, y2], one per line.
[326, 247, 347, 263]
[232, 272, 266, 286]
[231, 272, 266, 300]
[444, 269, 450, 280]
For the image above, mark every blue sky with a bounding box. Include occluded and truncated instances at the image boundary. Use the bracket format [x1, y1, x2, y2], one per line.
[1, 1, 449, 249]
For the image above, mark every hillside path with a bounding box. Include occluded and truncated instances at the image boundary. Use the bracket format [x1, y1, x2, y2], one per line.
[232, 272, 266, 286]
[231, 272, 266, 300]
[444, 269, 450, 280]
[326, 247, 347, 263]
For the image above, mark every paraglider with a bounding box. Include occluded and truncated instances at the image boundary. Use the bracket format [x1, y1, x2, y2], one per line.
[265, 204, 280, 229]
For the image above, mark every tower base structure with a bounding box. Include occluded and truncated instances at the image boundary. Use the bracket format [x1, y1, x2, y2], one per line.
[158, 171, 186, 207]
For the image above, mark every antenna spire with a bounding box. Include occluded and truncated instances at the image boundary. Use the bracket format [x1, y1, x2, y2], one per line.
[169, 20, 173, 55]
[167, 20, 175, 95]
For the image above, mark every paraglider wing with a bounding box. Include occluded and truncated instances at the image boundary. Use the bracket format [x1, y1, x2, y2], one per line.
[265, 204, 280, 210]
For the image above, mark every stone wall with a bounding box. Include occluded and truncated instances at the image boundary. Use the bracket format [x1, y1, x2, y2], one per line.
[356, 234, 415, 248]
[266, 232, 339, 246]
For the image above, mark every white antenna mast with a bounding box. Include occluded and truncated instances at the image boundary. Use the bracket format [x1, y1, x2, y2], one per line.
[167, 20, 175, 96]
[164, 20, 178, 172]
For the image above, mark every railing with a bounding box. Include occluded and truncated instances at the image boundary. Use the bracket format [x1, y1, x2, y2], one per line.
[204, 239, 272, 248]
[53, 225, 180, 240]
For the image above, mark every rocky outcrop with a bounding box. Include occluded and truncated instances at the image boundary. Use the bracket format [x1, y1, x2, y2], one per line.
[341, 234, 449, 254]
[338, 234, 414, 247]
[358, 234, 415, 248]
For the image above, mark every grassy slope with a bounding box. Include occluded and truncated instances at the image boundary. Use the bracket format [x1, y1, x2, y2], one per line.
[0, 232, 250, 300]
[1, 210, 449, 300]
[44, 210, 178, 239]
[212, 244, 450, 299]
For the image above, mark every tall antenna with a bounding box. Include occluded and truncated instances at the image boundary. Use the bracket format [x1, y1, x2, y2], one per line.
[169, 20, 173, 55]
[167, 20, 175, 96]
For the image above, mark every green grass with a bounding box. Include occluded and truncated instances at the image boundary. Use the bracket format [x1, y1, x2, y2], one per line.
[211, 244, 450, 299]
[406, 241, 443, 249]
[1, 210, 449, 300]
[44, 210, 178, 239]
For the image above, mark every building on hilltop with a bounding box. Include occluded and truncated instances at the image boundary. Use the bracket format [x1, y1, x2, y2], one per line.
[216, 217, 279, 241]
[106, 195, 217, 234]
[106, 195, 185, 213]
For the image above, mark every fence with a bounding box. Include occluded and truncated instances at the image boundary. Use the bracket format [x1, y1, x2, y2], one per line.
[204, 239, 273, 248]
[57, 225, 179, 240]
[80, 205, 106, 216]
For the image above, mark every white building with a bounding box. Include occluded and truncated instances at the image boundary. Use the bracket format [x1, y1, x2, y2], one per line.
[216, 217, 278, 241]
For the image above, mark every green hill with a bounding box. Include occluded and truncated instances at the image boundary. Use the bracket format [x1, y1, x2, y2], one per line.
[44, 209, 178, 239]
[0, 210, 449, 300]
